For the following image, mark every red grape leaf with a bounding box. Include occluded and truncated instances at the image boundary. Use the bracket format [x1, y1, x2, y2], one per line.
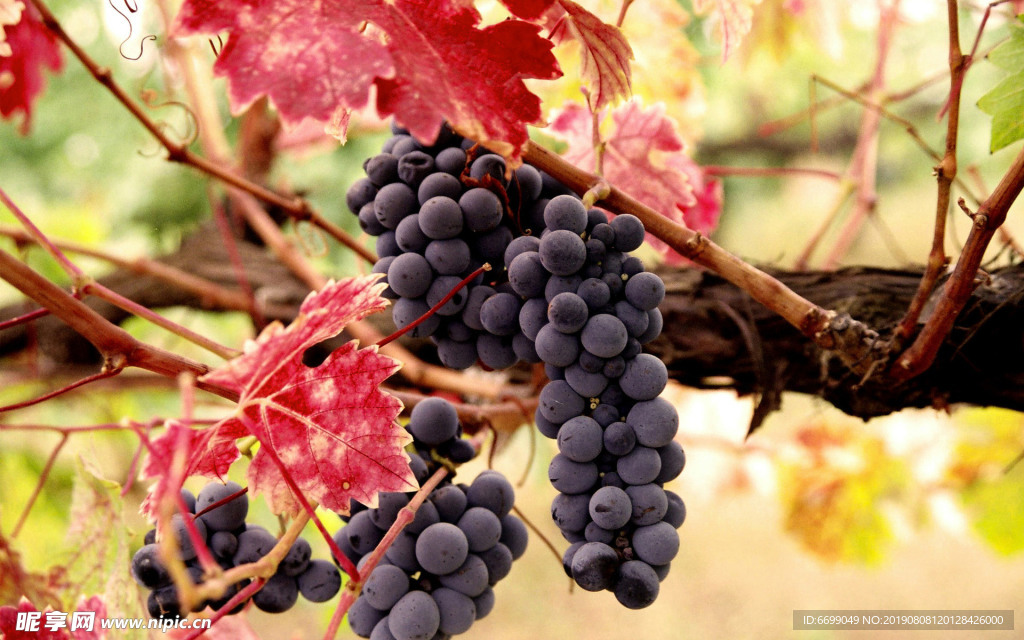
[692, 0, 761, 60]
[174, 0, 561, 159]
[499, 0, 555, 20]
[549, 100, 720, 262]
[202, 276, 412, 516]
[547, 0, 632, 111]
[0, 596, 107, 639]
[0, 3, 63, 133]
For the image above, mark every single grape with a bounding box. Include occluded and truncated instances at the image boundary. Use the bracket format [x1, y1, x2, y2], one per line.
[415, 523, 469, 576]
[538, 380, 585, 424]
[397, 150, 434, 187]
[588, 485, 632, 530]
[417, 172, 461, 204]
[543, 195, 588, 234]
[624, 271, 665, 311]
[539, 229, 587, 276]
[616, 446, 662, 486]
[625, 483, 668, 526]
[614, 560, 660, 609]
[508, 252, 547, 299]
[631, 521, 680, 566]
[457, 507, 502, 553]
[570, 542, 619, 592]
[418, 196, 464, 239]
[619, 353, 668, 401]
[387, 253, 433, 299]
[253, 572, 299, 613]
[297, 559, 342, 602]
[626, 397, 679, 449]
[196, 481, 248, 533]
[548, 454, 598, 495]
[479, 292, 522, 336]
[610, 214, 645, 252]
[556, 416, 604, 463]
[580, 314, 628, 359]
[389, 591, 441, 640]
[374, 183, 417, 230]
[459, 188, 504, 233]
[432, 587, 476, 635]
[547, 292, 589, 334]
[408, 397, 459, 447]
[424, 238, 471, 276]
[363, 564, 411, 611]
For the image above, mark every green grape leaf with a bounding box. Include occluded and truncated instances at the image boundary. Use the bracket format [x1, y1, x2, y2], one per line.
[961, 462, 1024, 555]
[978, 23, 1024, 152]
[61, 459, 146, 637]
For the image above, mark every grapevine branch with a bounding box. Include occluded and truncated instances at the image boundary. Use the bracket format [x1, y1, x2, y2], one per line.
[521, 141, 879, 371]
[0, 246, 238, 401]
[894, 144, 1024, 379]
[895, 0, 966, 341]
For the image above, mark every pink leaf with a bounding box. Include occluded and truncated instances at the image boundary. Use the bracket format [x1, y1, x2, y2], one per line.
[200, 276, 413, 516]
[547, 0, 632, 110]
[175, 0, 561, 159]
[549, 100, 720, 262]
[692, 0, 761, 60]
[0, 3, 63, 133]
[69, 596, 107, 640]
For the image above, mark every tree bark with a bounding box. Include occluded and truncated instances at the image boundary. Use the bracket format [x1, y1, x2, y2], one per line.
[648, 264, 1024, 426]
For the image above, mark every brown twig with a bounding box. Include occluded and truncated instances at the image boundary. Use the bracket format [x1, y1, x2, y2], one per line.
[522, 140, 840, 344]
[897, 0, 978, 341]
[0, 246, 239, 401]
[894, 144, 1024, 379]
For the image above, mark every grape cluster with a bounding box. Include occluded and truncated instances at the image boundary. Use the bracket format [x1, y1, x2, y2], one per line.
[346, 122, 573, 370]
[351, 125, 686, 609]
[335, 398, 528, 640]
[521, 197, 686, 608]
[131, 481, 341, 620]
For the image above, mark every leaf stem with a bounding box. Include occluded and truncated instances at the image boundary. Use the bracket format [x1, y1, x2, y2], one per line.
[376, 264, 490, 348]
[10, 434, 67, 539]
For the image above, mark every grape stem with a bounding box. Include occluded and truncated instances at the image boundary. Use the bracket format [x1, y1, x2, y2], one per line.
[376, 264, 491, 348]
[323, 466, 450, 640]
[521, 141, 871, 359]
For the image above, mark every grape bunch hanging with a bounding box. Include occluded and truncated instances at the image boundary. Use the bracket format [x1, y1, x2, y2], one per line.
[349, 122, 686, 609]
[131, 482, 342, 619]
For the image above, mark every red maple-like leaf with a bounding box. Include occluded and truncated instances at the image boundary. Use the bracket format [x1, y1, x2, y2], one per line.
[499, 0, 555, 20]
[547, 0, 633, 111]
[143, 276, 414, 517]
[549, 100, 720, 262]
[0, 3, 63, 133]
[0, 596, 106, 640]
[175, 0, 561, 159]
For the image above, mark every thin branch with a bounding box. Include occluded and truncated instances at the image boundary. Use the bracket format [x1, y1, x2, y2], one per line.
[376, 264, 490, 348]
[0, 368, 121, 414]
[522, 141, 842, 344]
[704, 165, 842, 181]
[28, 0, 376, 267]
[894, 144, 1024, 379]
[0, 246, 238, 401]
[896, 0, 968, 339]
[10, 434, 67, 538]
